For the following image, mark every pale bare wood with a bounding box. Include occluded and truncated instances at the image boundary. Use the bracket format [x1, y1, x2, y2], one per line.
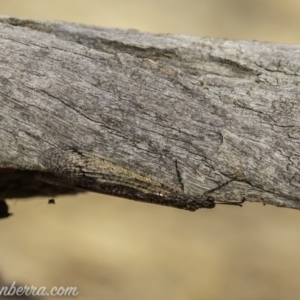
[1, 16, 300, 212]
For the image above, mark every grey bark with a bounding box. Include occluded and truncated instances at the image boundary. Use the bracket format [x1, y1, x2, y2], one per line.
[1, 15, 300, 211]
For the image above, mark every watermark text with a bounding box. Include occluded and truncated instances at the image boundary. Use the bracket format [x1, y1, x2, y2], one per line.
[0, 281, 79, 297]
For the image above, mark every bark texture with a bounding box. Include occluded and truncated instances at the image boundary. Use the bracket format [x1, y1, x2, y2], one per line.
[1, 16, 300, 210]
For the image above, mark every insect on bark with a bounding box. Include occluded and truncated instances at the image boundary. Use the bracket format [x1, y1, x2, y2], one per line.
[37, 148, 216, 211]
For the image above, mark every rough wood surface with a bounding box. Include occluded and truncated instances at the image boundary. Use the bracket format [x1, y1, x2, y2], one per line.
[1, 15, 300, 212]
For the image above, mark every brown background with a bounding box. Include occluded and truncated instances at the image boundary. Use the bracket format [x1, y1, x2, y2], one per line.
[1, 1, 300, 299]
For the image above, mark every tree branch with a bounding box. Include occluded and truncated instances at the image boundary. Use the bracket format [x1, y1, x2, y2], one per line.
[1, 15, 300, 214]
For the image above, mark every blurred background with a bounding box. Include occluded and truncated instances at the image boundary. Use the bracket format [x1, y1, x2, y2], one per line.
[1, 0, 300, 299]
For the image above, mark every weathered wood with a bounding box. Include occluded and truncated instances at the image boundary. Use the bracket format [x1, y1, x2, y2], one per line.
[1, 15, 300, 211]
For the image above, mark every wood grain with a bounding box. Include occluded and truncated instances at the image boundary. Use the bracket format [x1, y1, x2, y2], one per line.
[1, 16, 300, 210]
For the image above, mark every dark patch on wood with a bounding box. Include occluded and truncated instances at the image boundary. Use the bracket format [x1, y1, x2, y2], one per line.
[0, 200, 11, 219]
[0, 168, 80, 199]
